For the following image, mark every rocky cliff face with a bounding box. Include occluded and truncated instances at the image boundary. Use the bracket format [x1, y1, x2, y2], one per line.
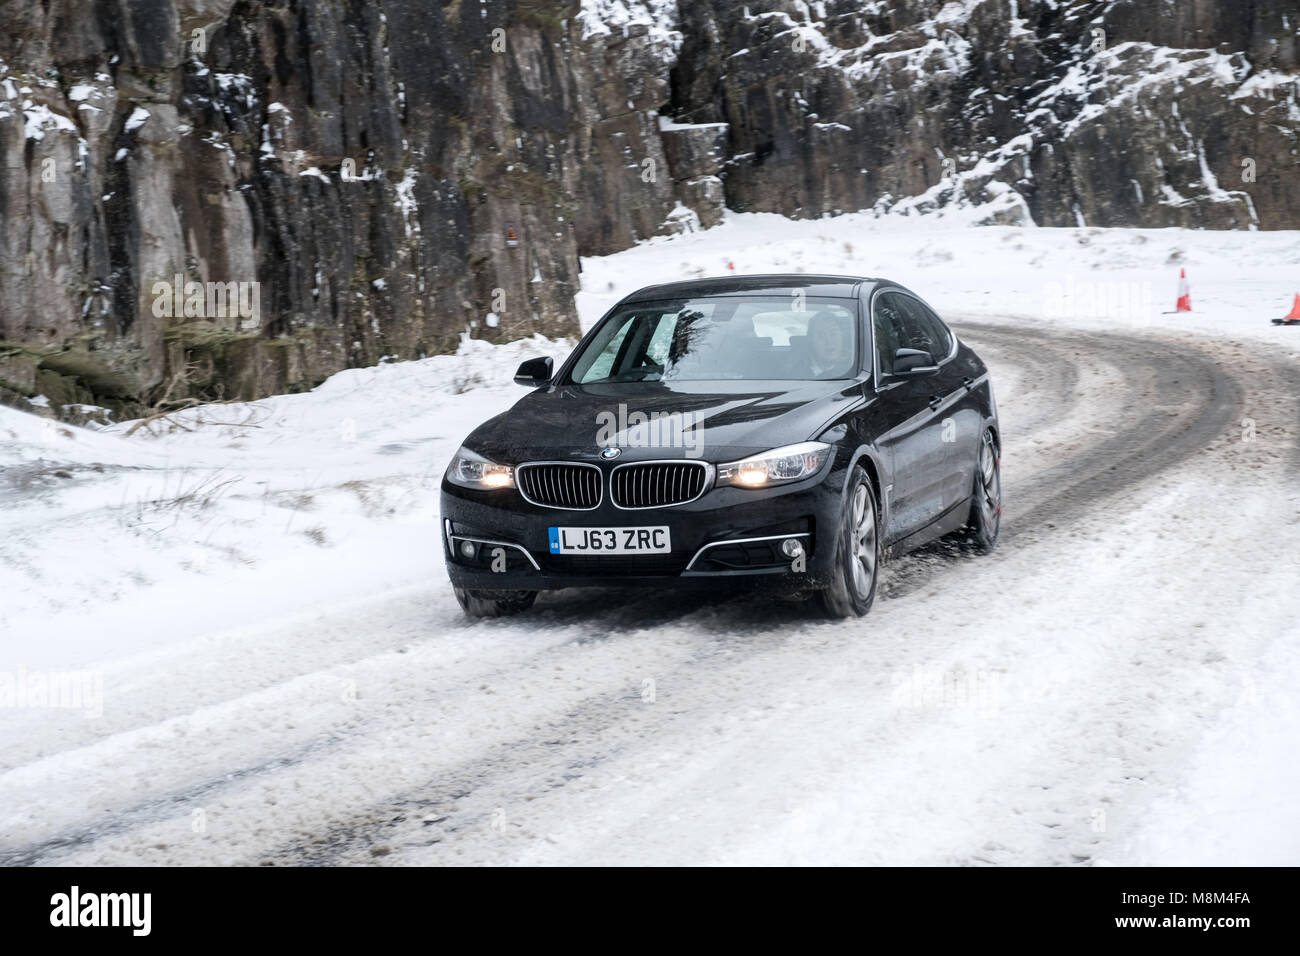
[0, 0, 712, 418]
[671, 0, 1300, 230]
[1, 0, 1296, 420]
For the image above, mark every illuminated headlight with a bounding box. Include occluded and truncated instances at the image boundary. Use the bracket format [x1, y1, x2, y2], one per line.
[716, 441, 831, 488]
[447, 446, 514, 489]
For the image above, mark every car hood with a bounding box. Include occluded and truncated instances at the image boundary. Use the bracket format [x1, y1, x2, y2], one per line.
[462, 380, 863, 464]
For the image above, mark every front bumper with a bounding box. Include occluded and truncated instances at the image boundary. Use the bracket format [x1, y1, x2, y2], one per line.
[440, 463, 845, 593]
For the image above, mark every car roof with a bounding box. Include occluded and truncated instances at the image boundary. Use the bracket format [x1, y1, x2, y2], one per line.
[619, 274, 883, 302]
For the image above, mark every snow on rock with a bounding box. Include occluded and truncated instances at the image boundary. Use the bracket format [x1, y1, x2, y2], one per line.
[393, 167, 420, 238]
[123, 106, 150, 133]
[578, 0, 683, 54]
[21, 102, 76, 141]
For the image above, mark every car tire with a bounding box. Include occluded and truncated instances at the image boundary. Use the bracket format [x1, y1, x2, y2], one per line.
[817, 465, 880, 619]
[964, 429, 1001, 553]
[454, 587, 538, 617]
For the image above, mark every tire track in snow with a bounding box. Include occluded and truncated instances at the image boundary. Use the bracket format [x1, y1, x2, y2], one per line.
[882, 321, 1244, 600]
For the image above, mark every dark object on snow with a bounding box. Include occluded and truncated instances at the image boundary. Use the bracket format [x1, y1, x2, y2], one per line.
[441, 274, 1002, 620]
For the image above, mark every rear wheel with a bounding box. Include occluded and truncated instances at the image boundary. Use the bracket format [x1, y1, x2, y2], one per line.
[817, 466, 880, 619]
[964, 430, 1001, 552]
[454, 587, 537, 618]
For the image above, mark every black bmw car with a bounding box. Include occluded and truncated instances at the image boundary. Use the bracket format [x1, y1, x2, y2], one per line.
[440, 275, 1001, 618]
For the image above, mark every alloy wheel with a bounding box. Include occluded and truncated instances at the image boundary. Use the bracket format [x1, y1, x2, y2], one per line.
[978, 432, 1001, 538]
[849, 483, 878, 599]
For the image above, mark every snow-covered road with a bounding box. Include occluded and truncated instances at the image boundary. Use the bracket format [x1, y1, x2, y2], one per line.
[4, 315, 1297, 866]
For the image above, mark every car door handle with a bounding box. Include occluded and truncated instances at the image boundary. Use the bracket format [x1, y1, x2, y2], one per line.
[962, 376, 974, 390]
[928, 395, 942, 410]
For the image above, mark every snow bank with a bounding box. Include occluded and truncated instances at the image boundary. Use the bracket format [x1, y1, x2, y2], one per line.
[577, 211, 1300, 352]
[1116, 627, 1300, 866]
[0, 333, 571, 671]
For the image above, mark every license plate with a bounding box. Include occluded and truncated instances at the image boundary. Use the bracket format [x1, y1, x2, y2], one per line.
[548, 526, 671, 555]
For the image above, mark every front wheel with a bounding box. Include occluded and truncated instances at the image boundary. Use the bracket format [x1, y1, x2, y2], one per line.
[454, 587, 537, 618]
[817, 466, 880, 619]
[964, 430, 1001, 552]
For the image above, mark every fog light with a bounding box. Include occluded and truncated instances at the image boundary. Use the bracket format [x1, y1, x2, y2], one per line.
[459, 540, 477, 559]
[781, 538, 804, 558]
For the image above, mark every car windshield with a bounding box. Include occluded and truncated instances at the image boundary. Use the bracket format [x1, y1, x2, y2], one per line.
[567, 295, 859, 384]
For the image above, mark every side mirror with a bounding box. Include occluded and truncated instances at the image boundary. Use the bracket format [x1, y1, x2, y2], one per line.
[514, 356, 553, 387]
[892, 348, 937, 376]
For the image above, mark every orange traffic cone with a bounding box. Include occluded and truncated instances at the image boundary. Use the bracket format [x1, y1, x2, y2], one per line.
[1175, 268, 1192, 312]
[1272, 293, 1300, 325]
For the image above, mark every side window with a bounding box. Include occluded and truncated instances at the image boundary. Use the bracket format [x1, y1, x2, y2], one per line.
[577, 315, 637, 382]
[924, 303, 954, 358]
[872, 292, 908, 377]
[897, 297, 953, 360]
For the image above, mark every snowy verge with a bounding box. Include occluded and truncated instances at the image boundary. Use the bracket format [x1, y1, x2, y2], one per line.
[1111, 627, 1300, 867]
[0, 334, 570, 670]
[577, 211, 1300, 353]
